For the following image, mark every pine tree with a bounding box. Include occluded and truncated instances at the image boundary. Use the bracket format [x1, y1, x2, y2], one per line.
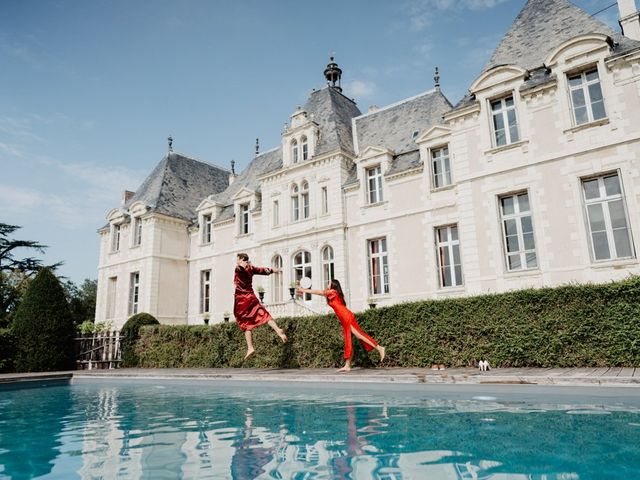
[12, 268, 75, 372]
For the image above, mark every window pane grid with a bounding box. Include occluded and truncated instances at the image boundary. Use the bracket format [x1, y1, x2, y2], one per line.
[436, 225, 463, 287]
[367, 166, 383, 204]
[368, 238, 389, 295]
[321, 246, 335, 287]
[500, 193, 537, 271]
[432, 147, 452, 188]
[272, 256, 283, 303]
[293, 251, 312, 301]
[491, 96, 519, 147]
[569, 69, 606, 125]
[200, 270, 211, 313]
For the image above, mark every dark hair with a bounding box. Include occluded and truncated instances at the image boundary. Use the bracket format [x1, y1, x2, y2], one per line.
[327, 279, 346, 306]
[237, 252, 249, 261]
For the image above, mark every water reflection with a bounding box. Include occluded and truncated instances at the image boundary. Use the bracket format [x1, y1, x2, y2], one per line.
[1, 382, 639, 479]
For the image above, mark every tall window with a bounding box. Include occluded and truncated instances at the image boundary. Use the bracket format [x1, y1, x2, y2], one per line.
[128, 272, 140, 315]
[321, 186, 328, 214]
[293, 251, 312, 301]
[133, 217, 142, 246]
[491, 95, 519, 147]
[291, 184, 300, 221]
[301, 136, 308, 161]
[106, 276, 117, 319]
[368, 238, 389, 295]
[271, 255, 283, 303]
[500, 192, 537, 271]
[431, 146, 452, 188]
[435, 225, 463, 287]
[111, 224, 120, 252]
[202, 214, 213, 244]
[568, 68, 606, 125]
[239, 204, 250, 235]
[321, 246, 335, 288]
[273, 200, 279, 227]
[367, 165, 383, 204]
[292, 139, 299, 164]
[301, 181, 310, 219]
[200, 270, 211, 314]
[582, 173, 633, 261]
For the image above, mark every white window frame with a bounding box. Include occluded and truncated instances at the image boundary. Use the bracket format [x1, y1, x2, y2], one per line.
[239, 203, 250, 235]
[111, 224, 121, 252]
[321, 186, 328, 215]
[202, 214, 213, 244]
[490, 94, 519, 147]
[291, 184, 300, 222]
[301, 136, 308, 161]
[106, 276, 117, 319]
[499, 191, 538, 272]
[568, 66, 606, 126]
[435, 224, 463, 288]
[271, 255, 283, 303]
[132, 217, 142, 247]
[301, 181, 310, 219]
[431, 145, 452, 189]
[368, 237, 389, 295]
[581, 172, 634, 262]
[292, 250, 312, 301]
[200, 269, 211, 314]
[366, 165, 383, 204]
[128, 271, 140, 315]
[321, 245, 335, 287]
[273, 200, 279, 227]
[292, 139, 299, 164]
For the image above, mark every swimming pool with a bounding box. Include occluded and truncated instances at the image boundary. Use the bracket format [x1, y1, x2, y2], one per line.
[1, 379, 639, 479]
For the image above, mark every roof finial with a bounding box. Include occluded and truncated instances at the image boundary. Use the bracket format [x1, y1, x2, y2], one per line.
[255, 138, 259, 156]
[434, 66, 440, 91]
[324, 54, 343, 93]
[168, 135, 173, 152]
[230, 159, 236, 175]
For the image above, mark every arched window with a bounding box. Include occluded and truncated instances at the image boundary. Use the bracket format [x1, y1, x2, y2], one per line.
[291, 139, 299, 164]
[271, 255, 283, 303]
[321, 245, 335, 288]
[301, 135, 308, 161]
[301, 181, 310, 219]
[291, 183, 300, 221]
[293, 250, 312, 301]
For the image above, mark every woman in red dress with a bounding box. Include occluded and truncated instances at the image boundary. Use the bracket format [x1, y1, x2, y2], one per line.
[297, 279, 385, 372]
[234, 253, 287, 359]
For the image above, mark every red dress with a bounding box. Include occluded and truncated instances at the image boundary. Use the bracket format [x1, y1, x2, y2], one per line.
[324, 289, 378, 359]
[233, 264, 273, 331]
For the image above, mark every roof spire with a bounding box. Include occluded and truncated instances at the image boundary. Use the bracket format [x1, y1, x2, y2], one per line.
[255, 138, 259, 156]
[168, 135, 173, 152]
[324, 54, 343, 93]
[434, 66, 440, 91]
[230, 159, 236, 175]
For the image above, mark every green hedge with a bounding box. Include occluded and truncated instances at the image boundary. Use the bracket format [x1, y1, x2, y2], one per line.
[121, 312, 159, 367]
[134, 277, 640, 368]
[0, 328, 15, 373]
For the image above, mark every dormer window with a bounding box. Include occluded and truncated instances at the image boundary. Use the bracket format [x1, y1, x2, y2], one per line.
[133, 217, 142, 246]
[202, 214, 212, 244]
[490, 95, 519, 147]
[301, 181, 310, 219]
[431, 146, 452, 188]
[110, 224, 121, 252]
[366, 165, 383, 204]
[239, 204, 250, 235]
[568, 67, 605, 126]
[291, 184, 300, 221]
[301, 136, 308, 161]
[292, 139, 299, 164]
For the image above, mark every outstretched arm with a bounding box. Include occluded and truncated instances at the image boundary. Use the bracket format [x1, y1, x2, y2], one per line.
[297, 287, 326, 296]
[251, 265, 282, 276]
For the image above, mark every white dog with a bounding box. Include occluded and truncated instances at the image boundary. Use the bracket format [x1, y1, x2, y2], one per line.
[479, 360, 491, 372]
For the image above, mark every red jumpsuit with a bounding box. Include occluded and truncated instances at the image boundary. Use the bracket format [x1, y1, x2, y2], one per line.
[233, 264, 273, 331]
[325, 289, 378, 359]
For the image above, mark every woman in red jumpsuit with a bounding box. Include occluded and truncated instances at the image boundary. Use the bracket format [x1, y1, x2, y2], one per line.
[298, 279, 385, 372]
[234, 253, 287, 359]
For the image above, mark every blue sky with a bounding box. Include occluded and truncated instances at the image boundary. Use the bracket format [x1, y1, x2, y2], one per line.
[0, 0, 621, 283]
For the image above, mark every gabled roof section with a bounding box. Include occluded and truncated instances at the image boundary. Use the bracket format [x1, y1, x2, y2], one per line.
[482, 0, 640, 73]
[303, 86, 362, 155]
[354, 89, 452, 155]
[125, 152, 230, 221]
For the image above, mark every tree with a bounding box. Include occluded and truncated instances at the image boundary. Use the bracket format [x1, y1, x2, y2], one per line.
[63, 278, 98, 326]
[12, 268, 75, 372]
[0, 223, 62, 327]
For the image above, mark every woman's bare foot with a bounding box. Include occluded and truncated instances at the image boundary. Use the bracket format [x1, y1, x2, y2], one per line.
[276, 329, 288, 343]
[336, 365, 351, 373]
[244, 348, 255, 360]
[378, 346, 386, 363]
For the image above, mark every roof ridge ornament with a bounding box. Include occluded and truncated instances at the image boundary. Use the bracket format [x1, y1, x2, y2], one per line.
[434, 66, 440, 91]
[324, 54, 343, 93]
[255, 138, 259, 156]
[168, 135, 173, 152]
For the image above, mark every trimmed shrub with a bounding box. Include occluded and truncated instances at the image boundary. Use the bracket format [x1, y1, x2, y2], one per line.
[0, 328, 16, 372]
[121, 313, 159, 367]
[131, 277, 640, 369]
[12, 268, 75, 372]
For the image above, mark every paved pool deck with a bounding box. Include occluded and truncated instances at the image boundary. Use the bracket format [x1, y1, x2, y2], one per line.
[1, 366, 639, 387]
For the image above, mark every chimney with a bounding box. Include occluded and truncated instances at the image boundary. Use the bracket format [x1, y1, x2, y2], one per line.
[121, 190, 134, 205]
[368, 105, 379, 113]
[619, 0, 640, 41]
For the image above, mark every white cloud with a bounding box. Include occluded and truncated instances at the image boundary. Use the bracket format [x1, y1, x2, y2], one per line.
[406, 0, 510, 30]
[345, 79, 377, 99]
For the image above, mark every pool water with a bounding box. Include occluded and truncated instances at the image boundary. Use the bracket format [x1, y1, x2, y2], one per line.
[1, 380, 640, 479]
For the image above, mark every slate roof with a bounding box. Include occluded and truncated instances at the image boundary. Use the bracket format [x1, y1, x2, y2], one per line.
[125, 152, 230, 221]
[483, 0, 640, 74]
[386, 150, 422, 176]
[303, 86, 362, 155]
[354, 89, 452, 155]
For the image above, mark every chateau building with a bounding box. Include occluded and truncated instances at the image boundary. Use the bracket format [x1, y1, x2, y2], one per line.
[96, 0, 640, 328]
